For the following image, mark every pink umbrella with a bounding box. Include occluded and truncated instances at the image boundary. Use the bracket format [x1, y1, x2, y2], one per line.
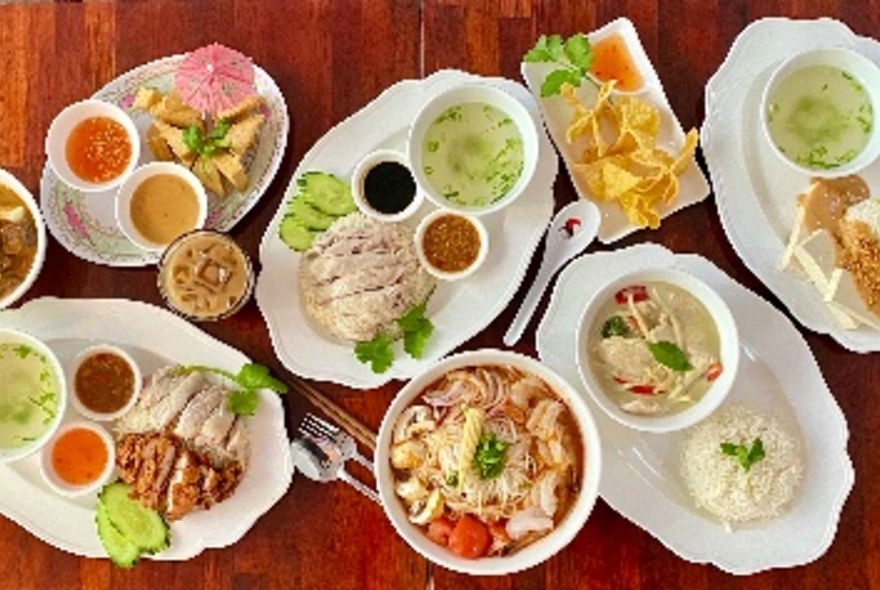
[175, 43, 256, 115]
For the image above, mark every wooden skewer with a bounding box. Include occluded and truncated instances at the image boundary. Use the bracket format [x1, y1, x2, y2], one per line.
[289, 376, 377, 452]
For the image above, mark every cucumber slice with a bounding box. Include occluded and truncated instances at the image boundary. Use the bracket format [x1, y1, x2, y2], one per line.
[96, 502, 141, 568]
[286, 197, 337, 230]
[99, 482, 170, 555]
[298, 171, 356, 216]
[279, 215, 319, 251]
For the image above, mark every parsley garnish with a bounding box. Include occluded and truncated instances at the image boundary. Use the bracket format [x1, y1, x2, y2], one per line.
[647, 341, 693, 372]
[354, 303, 435, 374]
[474, 433, 508, 480]
[354, 334, 395, 374]
[720, 438, 766, 473]
[524, 33, 594, 97]
[176, 363, 288, 416]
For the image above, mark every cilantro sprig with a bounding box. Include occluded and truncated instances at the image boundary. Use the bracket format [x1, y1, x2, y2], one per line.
[474, 433, 508, 480]
[524, 33, 594, 97]
[354, 303, 434, 374]
[177, 363, 288, 416]
[720, 438, 766, 473]
[183, 118, 232, 157]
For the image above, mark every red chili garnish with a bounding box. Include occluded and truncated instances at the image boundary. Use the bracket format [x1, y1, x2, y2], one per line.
[615, 285, 648, 305]
[613, 375, 627, 384]
[627, 384, 656, 395]
[706, 362, 723, 382]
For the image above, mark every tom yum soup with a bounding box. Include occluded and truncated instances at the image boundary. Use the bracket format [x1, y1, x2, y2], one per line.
[421, 102, 524, 208]
[766, 64, 873, 171]
[0, 184, 38, 300]
[66, 116, 133, 183]
[588, 282, 722, 416]
[390, 365, 582, 559]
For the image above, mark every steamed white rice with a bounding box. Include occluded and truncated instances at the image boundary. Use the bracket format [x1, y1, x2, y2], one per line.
[680, 404, 804, 527]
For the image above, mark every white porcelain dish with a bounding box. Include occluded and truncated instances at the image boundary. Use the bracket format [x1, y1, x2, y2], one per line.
[536, 243, 853, 575]
[521, 17, 710, 244]
[408, 83, 540, 216]
[257, 69, 557, 389]
[0, 167, 47, 310]
[45, 99, 141, 193]
[0, 328, 67, 463]
[414, 209, 489, 281]
[0, 297, 293, 560]
[576, 267, 739, 433]
[68, 343, 142, 422]
[39, 421, 115, 497]
[115, 161, 208, 251]
[760, 46, 880, 178]
[375, 349, 602, 576]
[702, 17, 880, 352]
[351, 149, 423, 222]
[41, 54, 289, 267]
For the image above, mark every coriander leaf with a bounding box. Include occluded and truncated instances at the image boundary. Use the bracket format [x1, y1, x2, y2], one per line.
[601, 315, 629, 338]
[564, 34, 593, 72]
[523, 35, 553, 62]
[747, 437, 765, 465]
[397, 303, 428, 333]
[541, 68, 581, 97]
[647, 341, 693, 372]
[474, 433, 508, 480]
[445, 471, 459, 487]
[398, 303, 434, 359]
[227, 389, 260, 416]
[209, 118, 232, 141]
[720, 438, 766, 472]
[355, 334, 395, 374]
[183, 125, 205, 154]
[236, 363, 288, 394]
[545, 34, 564, 60]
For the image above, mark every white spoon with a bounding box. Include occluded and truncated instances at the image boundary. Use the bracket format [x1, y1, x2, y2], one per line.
[503, 200, 600, 347]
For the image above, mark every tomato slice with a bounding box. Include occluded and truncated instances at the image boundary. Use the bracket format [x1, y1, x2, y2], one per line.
[615, 285, 648, 305]
[706, 362, 723, 382]
[448, 514, 492, 559]
[426, 517, 455, 547]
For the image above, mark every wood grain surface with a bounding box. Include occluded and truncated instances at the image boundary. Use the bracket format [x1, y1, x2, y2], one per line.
[0, 1, 877, 588]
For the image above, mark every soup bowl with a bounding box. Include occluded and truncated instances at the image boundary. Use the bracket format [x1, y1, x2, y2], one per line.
[0, 328, 67, 463]
[576, 268, 739, 433]
[0, 168, 47, 310]
[376, 348, 602, 576]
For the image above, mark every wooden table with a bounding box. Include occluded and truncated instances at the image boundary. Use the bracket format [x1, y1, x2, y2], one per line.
[0, 1, 877, 588]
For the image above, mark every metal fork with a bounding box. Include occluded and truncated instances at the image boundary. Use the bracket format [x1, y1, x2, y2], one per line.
[299, 413, 375, 472]
[292, 414, 379, 504]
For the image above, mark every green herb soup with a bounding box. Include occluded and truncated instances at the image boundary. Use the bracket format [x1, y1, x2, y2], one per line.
[767, 64, 873, 170]
[421, 102, 524, 208]
[0, 343, 60, 449]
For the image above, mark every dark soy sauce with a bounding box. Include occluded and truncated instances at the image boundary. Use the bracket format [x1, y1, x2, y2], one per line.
[363, 161, 417, 215]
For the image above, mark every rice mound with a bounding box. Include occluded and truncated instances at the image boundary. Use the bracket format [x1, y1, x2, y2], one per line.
[680, 404, 804, 526]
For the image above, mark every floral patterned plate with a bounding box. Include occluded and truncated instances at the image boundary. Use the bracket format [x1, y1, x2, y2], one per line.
[41, 54, 289, 267]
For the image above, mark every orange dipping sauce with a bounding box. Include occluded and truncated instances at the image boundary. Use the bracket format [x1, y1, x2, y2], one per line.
[65, 116, 133, 184]
[51, 427, 109, 486]
[591, 33, 643, 92]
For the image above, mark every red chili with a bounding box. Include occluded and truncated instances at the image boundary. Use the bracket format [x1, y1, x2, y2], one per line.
[706, 362, 723, 382]
[613, 376, 655, 395]
[615, 285, 649, 305]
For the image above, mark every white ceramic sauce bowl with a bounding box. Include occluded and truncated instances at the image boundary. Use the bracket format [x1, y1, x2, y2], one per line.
[39, 420, 116, 497]
[68, 343, 142, 422]
[576, 268, 740, 433]
[351, 149, 424, 223]
[414, 208, 489, 281]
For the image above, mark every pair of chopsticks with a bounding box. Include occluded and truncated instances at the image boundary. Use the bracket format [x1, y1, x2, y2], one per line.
[288, 376, 377, 452]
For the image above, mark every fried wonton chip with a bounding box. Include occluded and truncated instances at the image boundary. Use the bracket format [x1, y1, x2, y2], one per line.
[562, 81, 699, 229]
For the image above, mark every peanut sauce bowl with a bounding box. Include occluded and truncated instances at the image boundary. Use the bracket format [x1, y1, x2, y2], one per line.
[67, 343, 142, 422]
[45, 99, 141, 193]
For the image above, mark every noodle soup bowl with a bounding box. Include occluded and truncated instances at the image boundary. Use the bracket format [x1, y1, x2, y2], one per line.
[376, 349, 602, 576]
[0, 167, 47, 310]
[576, 268, 739, 434]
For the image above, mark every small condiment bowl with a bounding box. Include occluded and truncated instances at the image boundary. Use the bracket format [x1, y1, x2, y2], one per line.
[351, 149, 424, 223]
[407, 83, 540, 217]
[0, 328, 67, 463]
[414, 208, 489, 281]
[45, 98, 141, 192]
[115, 161, 208, 252]
[157, 229, 255, 322]
[0, 167, 47, 311]
[576, 268, 739, 434]
[68, 343, 142, 422]
[39, 420, 115, 498]
[761, 47, 880, 178]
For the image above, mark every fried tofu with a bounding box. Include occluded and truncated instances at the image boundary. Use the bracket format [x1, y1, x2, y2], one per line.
[154, 121, 196, 168]
[216, 95, 264, 122]
[226, 113, 265, 155]
[151, 90, 204, 129]
[213, 151, 248, 192]
[133, 87, 163, 111]
[192, 156, 225, 196]
[146, 124, 175, 162]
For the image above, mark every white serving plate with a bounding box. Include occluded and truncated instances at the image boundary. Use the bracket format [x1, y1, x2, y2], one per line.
[257, 69, 557, 389]
[521, 17, 710, 244]
[41, 54, 289, 267]
[0, 297, 293, 560]
[702, 17, 880, 352]
[536, 243, 853, 575]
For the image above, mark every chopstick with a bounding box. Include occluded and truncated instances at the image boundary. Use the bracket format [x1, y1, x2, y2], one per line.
[288, 376, 377, 452]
